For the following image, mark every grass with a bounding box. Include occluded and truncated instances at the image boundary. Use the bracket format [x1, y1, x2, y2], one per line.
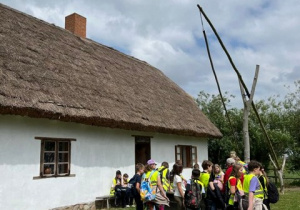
[270, 188, 300, 210]
[108, 188, 300, 210]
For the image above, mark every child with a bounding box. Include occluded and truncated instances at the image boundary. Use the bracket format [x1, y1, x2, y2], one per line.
[110, 170, 123, 207]
[213, 164, 224, 190]
[199, 160, 213, 210]
[184, 169, 205, 210]
[226, 164, 244, 210]
[123, 173, 133, 207]
[129, 163, 145, 210]
[243, 160, 266, 210]
[173, 163, 185, 210]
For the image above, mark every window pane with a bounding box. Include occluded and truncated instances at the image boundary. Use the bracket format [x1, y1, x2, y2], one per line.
[58, 164, 68, 174]
[59, 142, 69, 151]
[58, 153, 69, 162]
[192, 154, 196, 160]
[44, 141, 55, 151]
[177, 154, 181, 160]
[43, 164, 54, 175]
[44, 152, 55, 163]
[192, 147, 196, 153]
[176, 147, 181, 153]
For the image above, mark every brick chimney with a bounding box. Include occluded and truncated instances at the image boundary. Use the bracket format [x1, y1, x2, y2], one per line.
[65, 13, 86, 38]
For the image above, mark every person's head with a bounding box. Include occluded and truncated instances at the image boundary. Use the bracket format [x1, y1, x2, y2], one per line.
[230, 164, 243, 178]
[226, 158, 235, 167]
[192, 169, 200, 179]
[135, 163, 145, 174]
[213, 164, 222, 174]
[147, 159, 157, 170]
[230, 151, 237, 158]
[173, 163, 183, 175]
[248, 160, 262, 175]
[202, 160, 213, 172]
[175, 160, 183, 166]
[123, 173, 128, 181]
[193, 163, 200, 169]
[161, 161, 169, 168]
[116, 170, 122, 179]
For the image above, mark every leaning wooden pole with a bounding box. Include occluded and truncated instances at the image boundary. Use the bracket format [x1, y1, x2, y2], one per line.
[197, 4, 280, 170]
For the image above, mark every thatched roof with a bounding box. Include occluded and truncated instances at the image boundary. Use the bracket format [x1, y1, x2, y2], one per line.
[0, 3, 222, 138]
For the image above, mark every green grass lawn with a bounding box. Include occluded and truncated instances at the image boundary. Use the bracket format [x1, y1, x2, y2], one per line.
[270, 188, 300, 210]
[109, 188, 300, 210]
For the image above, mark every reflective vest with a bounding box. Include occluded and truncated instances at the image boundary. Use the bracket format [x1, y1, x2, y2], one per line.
[227, 176, 243, 205]
[158, 166, 171, 191]
[110, 178, 120, 195]
[144, 170, 159, 186]
[194, 179, 204, 191]
[259, 175, 268, 198]
[199, 171, 210, 192]
[243, 174, 264, 199]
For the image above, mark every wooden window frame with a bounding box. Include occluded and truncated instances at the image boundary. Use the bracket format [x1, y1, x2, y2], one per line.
[34, 137, 76, 179]
[175, 145, 197, 168]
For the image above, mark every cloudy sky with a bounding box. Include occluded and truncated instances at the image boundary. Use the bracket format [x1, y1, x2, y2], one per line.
[1, 0, 299, 107]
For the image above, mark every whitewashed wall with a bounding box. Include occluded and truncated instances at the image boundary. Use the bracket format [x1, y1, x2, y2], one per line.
[0, 115, 208, 210]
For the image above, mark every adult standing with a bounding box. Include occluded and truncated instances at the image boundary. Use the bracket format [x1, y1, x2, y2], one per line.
[224, 158, 235, 191]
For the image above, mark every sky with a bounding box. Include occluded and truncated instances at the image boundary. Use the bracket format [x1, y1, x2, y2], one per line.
[1, 0, 299, 108]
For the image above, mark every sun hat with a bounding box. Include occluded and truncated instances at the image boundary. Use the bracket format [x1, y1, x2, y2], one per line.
[147, 159, 157, 165]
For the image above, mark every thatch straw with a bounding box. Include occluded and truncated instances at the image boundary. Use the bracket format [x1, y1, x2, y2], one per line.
[0, 3, 222, 138]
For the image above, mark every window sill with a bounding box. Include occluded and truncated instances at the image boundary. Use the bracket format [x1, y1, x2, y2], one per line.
[33, 174, 76, 180]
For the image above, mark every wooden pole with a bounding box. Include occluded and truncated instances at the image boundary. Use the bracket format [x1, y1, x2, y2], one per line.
[239, 65, 259, 163]
[197, 4, 281, 170]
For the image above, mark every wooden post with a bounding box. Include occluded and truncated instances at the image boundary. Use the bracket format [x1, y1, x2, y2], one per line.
[239, 65, 259, 163]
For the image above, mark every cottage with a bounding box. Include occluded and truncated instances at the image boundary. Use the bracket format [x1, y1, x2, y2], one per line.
[0, 3, 222, 210]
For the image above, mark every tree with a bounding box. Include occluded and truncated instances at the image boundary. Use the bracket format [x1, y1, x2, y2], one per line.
[196, 81, 299, 171]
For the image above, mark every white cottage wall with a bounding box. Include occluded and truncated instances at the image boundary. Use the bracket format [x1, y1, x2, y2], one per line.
[0, 115, 208, 210]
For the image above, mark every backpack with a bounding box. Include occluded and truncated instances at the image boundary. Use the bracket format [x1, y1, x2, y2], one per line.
[266, 182, 279, 203]
[224, 180, 230, 204]
[184, 179, 202, 209]
[140, 171, 157, 201]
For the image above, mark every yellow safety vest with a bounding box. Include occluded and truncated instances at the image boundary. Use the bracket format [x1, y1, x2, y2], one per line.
[144, 170, 159, 186]
[110, 178, 119, 195]
[193, 179, 204, 191]
[243, 174, 264, 199]
[259, 175, 268, 198]
[227, 176, 243, 205]
[158, 166, 171, 191]
[199, 171, 210, 191]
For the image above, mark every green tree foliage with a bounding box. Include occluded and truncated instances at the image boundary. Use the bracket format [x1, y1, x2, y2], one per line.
[196, 80, 299, 169]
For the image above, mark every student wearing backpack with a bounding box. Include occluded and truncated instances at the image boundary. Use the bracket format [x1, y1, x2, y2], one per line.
[243, 161, 267, 210]
[258, 167, 270, 210]
[129, 163, 145, 210]
[142, 159, 169, 210]
[226, 163, 244, 210]
[184, 169, 205, 210]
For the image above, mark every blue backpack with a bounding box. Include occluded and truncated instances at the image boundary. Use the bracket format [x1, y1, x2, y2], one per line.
[140, 171, 157, 201]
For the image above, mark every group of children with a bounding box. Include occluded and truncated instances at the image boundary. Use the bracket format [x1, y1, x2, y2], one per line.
[110, 153, 272, 210]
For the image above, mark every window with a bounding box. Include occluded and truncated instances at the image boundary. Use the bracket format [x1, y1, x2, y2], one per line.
[35, 137, 76, 178]
[175, 145, 197, 168]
